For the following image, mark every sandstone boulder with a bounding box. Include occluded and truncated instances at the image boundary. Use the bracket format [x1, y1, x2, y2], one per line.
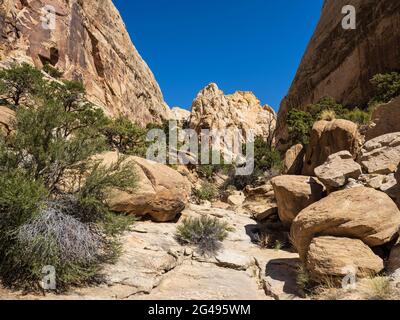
[302, 120, 360, 176]
[0, 106, 15, 136]
[314, 151, 362, 189]
[94, 152, 191, 222]
[283, 144, 304, 175]
[291, 187, 400, 261]
[243, 184, 278, 221]
[306, 236, 384, 281]
[366, 97, 400, 141]
[361, 133, 400, 174]
[270, 176, 325, 226]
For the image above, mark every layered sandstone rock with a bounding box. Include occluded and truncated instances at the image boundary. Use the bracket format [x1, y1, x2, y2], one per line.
[271, 175, 325, 226]
[188, 83, 276, 152]
[276, 0, 400, 150]
[93, 152, 191, 222]
[315, 151, 362, 189]
[291, 187, 400, 261]
[366, 97, 400, 141]
[302, 119, 360, 176]
[361, 133, 400, 174]
[243, 183, 278, 221]
[0, 106, 15, 136]
[283, 144, 304, 175]
[306, 236, 384, 281]
[169, 107, 191, 124]
[0, 0, 169, 125]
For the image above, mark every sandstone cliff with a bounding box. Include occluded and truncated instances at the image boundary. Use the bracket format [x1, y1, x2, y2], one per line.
[0, 0, 169, 125]
[189, 83, 276, 142]
[276, 0, 400, 149]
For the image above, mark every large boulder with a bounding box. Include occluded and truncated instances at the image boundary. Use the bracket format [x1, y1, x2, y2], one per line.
[283, 144, 304, 175]
[0, 106, 15, 136]
[270, 176, 325, 226]
[94, 152, 191, 222]
[315, 151, 362, 189]
[361, 132, 400, 174]
[302, 120, 360, 176]
[243, 183, 278, 221]
[291, 187, 400, 261]
[366, 97, 400, 141]
[306, 236, 384, 281]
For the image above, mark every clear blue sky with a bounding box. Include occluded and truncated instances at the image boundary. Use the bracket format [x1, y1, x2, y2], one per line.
[113, 0, 324, 111]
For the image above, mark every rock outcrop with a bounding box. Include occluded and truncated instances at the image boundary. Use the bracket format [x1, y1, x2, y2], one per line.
[315, 151, 362, 189]
[271, 175, 325, 226]
[366, 97, 400, 141]
[361, 133, 400, 174]
[276, 0, 400, 150]
[291, 187, 400, 262]
[283, 144, 304, 175]
[243, 183, 278, 221]
[93, 152, 191, 222]
[302, 119, 360, 176]
[0, 0, 169, 125]
[0, 106, 15, 136]
[188, 83, 276, 147]
[306, 236, 384, 281]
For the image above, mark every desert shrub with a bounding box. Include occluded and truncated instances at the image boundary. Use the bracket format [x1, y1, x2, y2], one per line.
[176, 216, 231, 255]
[370, 72, 400, 104]
[287, 97, 372, 145]
[296, 265, 311, 293]
[0, 63, 44, 106]
[319, 109, 336, 121]
[287, 109, 314, 145]
[2, 203, 112, 290]
[345, 107, 371, 125]
[43, 63, 64, 79]
[0, 64, 138, 290]
[193, 182, 219, 202]
[195, 150, 234, 180]
[362, 277, 393, 300]
[103, 117, 148, 157]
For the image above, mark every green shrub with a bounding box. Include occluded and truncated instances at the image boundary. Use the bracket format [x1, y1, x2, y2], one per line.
[345, 107, 371, 125]
[103, 117, 148, 157]
[176, 216, 231, 255]
[43, 63, 64, 79]
[0, 63, 44, 106]
[194, 182, 219, 202]
[287, 109, 314, 145]
[0, 63, 138, 291]
[370, 72, 400, 103]
[287, 97, 372, 145]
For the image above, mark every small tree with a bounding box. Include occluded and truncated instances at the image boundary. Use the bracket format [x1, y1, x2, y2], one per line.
[287, 109, 314, 145]
[103, 117, 148, 157]
[370, 72, 400, 103]
[0, 63, 44, 106]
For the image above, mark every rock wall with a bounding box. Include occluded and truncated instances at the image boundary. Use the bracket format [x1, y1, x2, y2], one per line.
[0, 0, 169, 125]
[189, 83, 276, 143]
[276, 0, 400, 149]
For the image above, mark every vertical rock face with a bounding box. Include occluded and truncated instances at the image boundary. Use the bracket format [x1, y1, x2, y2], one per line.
[0, 0, 169, 125]
[276, 0, 400, 149]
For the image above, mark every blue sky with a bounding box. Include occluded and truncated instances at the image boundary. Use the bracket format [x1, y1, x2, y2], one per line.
[113, 0, 324, 111]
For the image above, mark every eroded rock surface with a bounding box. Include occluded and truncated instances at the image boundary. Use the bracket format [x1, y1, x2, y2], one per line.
[0, 0, 169, 125]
